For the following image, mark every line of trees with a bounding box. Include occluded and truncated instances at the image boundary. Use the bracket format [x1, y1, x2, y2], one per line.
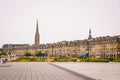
[0, 49, 7, 57]
[24, 51, 48, 58]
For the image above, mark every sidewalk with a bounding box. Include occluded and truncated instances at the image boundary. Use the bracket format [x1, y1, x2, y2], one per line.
[53, 62, 120, 80]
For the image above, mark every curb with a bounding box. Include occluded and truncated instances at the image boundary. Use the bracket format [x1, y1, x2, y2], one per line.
[50, 63, 96, 80]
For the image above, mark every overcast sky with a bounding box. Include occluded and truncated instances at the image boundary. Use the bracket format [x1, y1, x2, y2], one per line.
[0, 0, 120, 48]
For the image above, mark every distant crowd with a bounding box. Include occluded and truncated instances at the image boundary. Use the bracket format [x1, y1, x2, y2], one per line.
[0, 55, 16, 64]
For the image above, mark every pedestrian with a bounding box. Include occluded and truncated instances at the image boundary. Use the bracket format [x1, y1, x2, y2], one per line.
[2, 58, 5, 64]
[5, 57, 8, 63]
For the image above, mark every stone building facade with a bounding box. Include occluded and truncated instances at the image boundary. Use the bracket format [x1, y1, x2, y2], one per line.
[2, 22, 120, 58]
[39, 35, 120, 58]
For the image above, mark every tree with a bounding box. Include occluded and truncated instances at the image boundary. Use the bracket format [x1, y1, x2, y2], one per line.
[35, 51, 48, 57]
[35, 51, 42, 57]
[0, 49, 7, 56]
[24, 52, 32, 57]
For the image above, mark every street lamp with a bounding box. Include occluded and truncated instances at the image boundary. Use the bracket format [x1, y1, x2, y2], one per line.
[101, 45, 105, 58]
[0, 51, 2, 58]
[87, 39, 91, 60]
[51, 44, 53, 57]
[87, 40, 89, 60]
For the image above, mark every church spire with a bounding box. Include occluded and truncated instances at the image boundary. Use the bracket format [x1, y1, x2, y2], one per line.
[35, 20, 40, 45]
[36, 20, 39, 34]
[88, 29, 92, 39]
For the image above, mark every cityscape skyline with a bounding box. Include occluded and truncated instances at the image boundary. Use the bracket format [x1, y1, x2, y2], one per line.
[0, 0, 120, 48]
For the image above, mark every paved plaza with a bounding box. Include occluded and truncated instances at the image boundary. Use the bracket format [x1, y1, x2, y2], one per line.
[0, 62, 120, 80]
[0, 62, 94, 80]
[53, 62, 120, 80]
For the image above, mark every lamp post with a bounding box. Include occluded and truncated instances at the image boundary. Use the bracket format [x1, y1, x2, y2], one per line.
[75, 42, 78, 58]
[87, 39, 91, 61]
[103, 45, 105, 58]
[0, 50, 1, 59]
[87, 40, 89, 60]
[51, 44, 53, 57]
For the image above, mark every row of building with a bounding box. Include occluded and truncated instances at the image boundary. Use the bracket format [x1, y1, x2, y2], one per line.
[2, 21, 120, 58]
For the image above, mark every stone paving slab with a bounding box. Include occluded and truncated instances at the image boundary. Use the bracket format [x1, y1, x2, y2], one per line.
[0, 62, 94, 80]
[53, 62, 120, 80]
[50, 63, 95, 80]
